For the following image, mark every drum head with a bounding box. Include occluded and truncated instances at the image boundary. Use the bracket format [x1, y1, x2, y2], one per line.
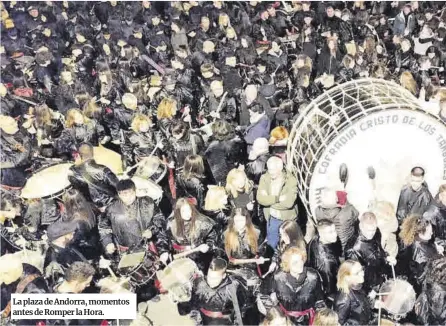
[157, 258, 198, 290]
[93, 145, 123, 174]
[21, 163, 73, 199]
[379, 279, 416, 315]
[118, 251, 145, 270]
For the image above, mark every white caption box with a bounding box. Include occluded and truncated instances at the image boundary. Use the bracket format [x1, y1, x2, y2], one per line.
[11, 293, 136, 320]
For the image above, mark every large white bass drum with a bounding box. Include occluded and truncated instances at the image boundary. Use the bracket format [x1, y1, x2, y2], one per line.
[287, 78, 446, 218]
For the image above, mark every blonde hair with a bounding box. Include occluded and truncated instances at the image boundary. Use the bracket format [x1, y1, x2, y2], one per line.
[337, 260, 360, 294]
[157, 97, 177, 119]
[314, 308, 339, 326]
[66, 109, 88, 128]
[400, 71, 418, 95]
[204, 186, 227, 211]
[225, 169, 253, 198]
[218, 13, 230, 28]
[399, 215, 430, 247]
[280, 246, 307, 273]
[131, 114, 152, 132]
[270, 126, 289, 144]
[82, 97, 101, 119]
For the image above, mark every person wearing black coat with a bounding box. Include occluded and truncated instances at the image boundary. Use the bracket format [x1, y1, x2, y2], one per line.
[205, 120, 246, 185]
[0, 115, 32, 187]
[415, 256, 446, 325]
[99, 179, 166, 255]
[0, 256, 49, 326]
[176, 155, 213, 210]
[188, 258, 248, 325]
[398, 215, 441, 294]
[396, 167, 433, 224]
[68, 143, 119, 210]
[344, 212, 392, 293]
[270, 246, 326, 325]
[423, 185, 446, 242]
[307, 220, 342, 300]
[167, 120, 206, 170]
[334, 260, 373, 326]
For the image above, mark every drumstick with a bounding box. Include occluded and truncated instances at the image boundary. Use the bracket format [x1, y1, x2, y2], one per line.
[173, 246, 203, 260]
[231, 258, 270, 265]
[100, 255, 117, 281]
[124, 143, 161, 176]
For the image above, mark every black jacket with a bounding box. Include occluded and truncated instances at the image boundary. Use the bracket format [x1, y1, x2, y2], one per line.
[417, 282, 446, 325]
[398, 239, 439, 293]
[345, 231, 389, 291]
[158, 214, 217, 271]
[315, 204, 359, 250]
[121, 129, 167, 167]
[205, 134, 246, 185]
[24, 198, 61, 230]
[334, 287, 372, 326]
[396, 183, 433, 223]
[100, 196, 166, 250]
[0, 131, 32, 187]
[54, 121, 104, 156]
[307, 236, 342, 298]
[190, 275, 247, 325]
[272, 268, 325, 325]
[176, 174, 211, 210]
[423, 198, 446, 242]
[69, 159, 119, 208]
[168, 132, 206, 169]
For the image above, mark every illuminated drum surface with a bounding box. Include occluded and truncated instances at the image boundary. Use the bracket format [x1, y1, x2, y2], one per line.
[287, 78, 446, 217]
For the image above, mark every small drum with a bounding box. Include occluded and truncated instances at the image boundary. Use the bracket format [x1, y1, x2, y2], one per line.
[21, 162, 73, 199]
[93, 145, 123, 175]
[118, 250, 159, 288]
[134, 156, 167, 184]
[157, 258, 200, 303]
[131, 176, 163, 202]
[379, 279, 416, 319]
[228, 268, 261, 294]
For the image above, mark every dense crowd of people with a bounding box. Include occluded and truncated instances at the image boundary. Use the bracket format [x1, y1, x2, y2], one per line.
[1, 1, 446, 326]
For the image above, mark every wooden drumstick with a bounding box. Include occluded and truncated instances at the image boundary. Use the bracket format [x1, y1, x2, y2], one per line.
[231, 258, 270, 265]
[173, 246, 204, 260]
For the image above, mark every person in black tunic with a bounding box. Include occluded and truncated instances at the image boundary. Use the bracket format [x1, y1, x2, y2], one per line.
[396, 167, 433, 224]
[307, 219, 342, 300]
[270, 246, 326, 325]
[334, 260, 372, 326]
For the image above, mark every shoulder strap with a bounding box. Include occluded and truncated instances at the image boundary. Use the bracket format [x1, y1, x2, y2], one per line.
[1, 274, 40, 318]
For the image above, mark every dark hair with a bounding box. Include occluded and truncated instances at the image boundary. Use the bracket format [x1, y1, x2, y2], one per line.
[249, 103, 265, 114]
[437, 27, 446, 39]
[279, 220, 306, 251]
[173, 198, 200, 240]
[209, 257, 227, 272]
[171, 120, 189, 138]
[62, 189, 96, 228]
[411, 167, 425, 177]
[65, 262, 95, 283]
[116, 179, 136, 193]
[211, 119, 234, 141]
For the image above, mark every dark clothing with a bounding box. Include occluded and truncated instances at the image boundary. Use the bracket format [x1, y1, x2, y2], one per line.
[190, 276, 246, 325]
[397, 240, 439, 294]
[1, 263, 48, 326]
[100, 196, 166, 250]
[422, 198, 446, 241]
[396, 183, 433, 223]
[168, 132, 206, 169]
[315, 204, 359, 250]
[69, 159, 119, 208]
[307, 236, 342, 298]
[205, 135, 246, 185]
[246, 153, 269, 185]
[54, 121, 104, 156]
[345, 231, 389, 292]
[24, 198, 61, 230]
[176, 174, 211, 210]
[121, 129, 167, 167]
[417, 282, 446, 325]
[272, 268, 325, 325]
[158, 214, 217, 271]
[0, 131, 32, 187]
[334, 287, 372, 326]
